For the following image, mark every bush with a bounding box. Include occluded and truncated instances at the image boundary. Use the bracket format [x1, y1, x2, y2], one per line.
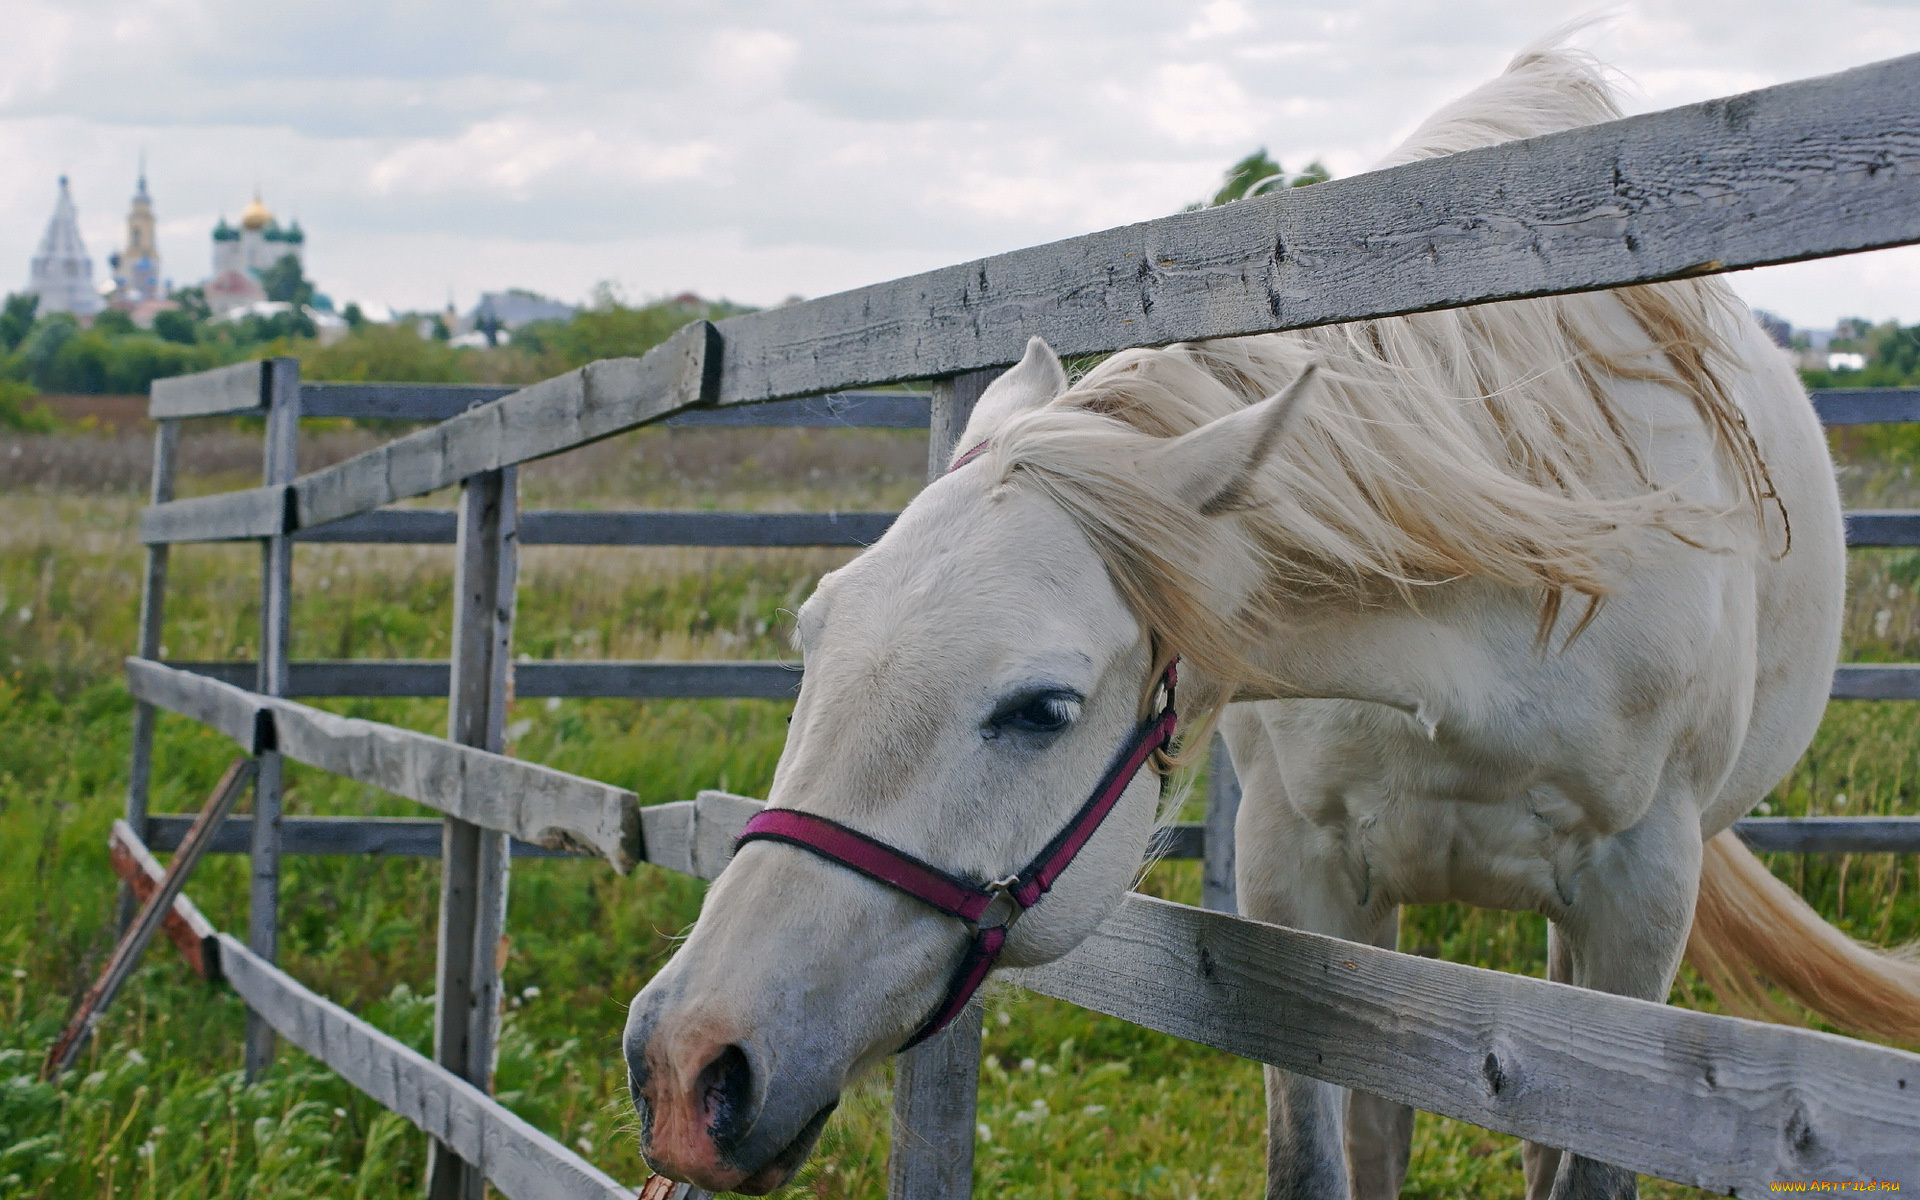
[32, 329, 224, 394]
[0, 379, 57, 432]
[152, 309, 198, 345]
[297, 323, 468, 383]
[510, 294, 751, 373]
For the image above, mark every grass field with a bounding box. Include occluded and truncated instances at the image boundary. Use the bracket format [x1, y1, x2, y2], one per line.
[1, 414, 1916, 1199]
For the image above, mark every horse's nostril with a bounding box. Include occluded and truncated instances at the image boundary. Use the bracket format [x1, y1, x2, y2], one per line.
[696, 1044, 756, 1152]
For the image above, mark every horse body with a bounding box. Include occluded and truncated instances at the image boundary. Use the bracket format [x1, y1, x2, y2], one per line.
[1215, 301, 1842, 1197]
[1229, 302, 1841, 929]
[623, 45, 1911, 1200]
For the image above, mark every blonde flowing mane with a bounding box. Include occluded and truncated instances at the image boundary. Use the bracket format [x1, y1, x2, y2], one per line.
[984, 45, 1782, 710]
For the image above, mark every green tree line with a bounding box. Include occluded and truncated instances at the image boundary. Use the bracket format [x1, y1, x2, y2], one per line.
[0, 283, 749, 428]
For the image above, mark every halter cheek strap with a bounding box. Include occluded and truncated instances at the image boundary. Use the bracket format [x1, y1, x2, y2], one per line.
[735, 661, 1178, 1049]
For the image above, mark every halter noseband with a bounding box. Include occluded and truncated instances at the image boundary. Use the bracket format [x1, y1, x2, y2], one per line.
[734, 660, 1178, 1049]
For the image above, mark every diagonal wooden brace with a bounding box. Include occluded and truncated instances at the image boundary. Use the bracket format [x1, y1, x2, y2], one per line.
[44, 757, 257, 1080]
[108, 819, 221, 982]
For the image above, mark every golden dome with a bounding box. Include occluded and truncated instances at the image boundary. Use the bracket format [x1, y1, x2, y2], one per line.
[239, 194, 273, 231]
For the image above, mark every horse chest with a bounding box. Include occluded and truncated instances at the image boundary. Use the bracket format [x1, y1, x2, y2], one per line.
[1240, 677, 1727, 914]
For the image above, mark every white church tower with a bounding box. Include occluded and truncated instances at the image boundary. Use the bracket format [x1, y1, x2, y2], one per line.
[28, 176, 104, 318]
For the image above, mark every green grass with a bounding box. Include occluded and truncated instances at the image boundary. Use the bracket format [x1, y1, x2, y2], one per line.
[2, 430, 1916, 1199]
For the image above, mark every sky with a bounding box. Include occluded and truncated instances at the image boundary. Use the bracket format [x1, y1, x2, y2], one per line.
[4, 1, 1919, 329]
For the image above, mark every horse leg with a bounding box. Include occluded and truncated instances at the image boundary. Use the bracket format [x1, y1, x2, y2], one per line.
[1535, 806, 1704, 1200]
[1227, 710, 1396, 1200]
[1344, 907, 1414, 1200]
[1522, 923, 1574, 1200]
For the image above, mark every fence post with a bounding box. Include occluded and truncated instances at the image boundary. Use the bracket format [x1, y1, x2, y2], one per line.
[121, 415, 181, 930]
[1202, 734, 1241, 914]
[890, 367, 1000, 1200]
[246, 357, 300, 1079]
[427, 465, 519, 1200]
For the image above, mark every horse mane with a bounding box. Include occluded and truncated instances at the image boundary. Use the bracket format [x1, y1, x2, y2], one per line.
[983, 44, 1782, 720]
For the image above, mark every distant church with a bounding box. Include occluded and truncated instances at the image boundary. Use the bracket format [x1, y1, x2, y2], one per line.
[26, 176, 104, 318]
[24, 171, 312, 323]
[107, 165, 169, 321]
[205, 194, 305, 316]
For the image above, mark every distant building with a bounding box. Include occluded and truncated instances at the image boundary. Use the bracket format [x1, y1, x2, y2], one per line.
[206, 192, 305, 316]
[26, 176, 104, 319]
[469, 289, 576, 341]
[108, 166, 165, 306]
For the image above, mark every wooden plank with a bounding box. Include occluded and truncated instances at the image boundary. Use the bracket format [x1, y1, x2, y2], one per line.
[431, 467, 519, 1200]
[656, 791, 1920, 1189]
[139, 486, 289, 544]
[1002, 895, 1920, 1194]
[1202, 735, 1241, 913]
[522, 661, 801, 699]
[518, 510, 898, 547]
[300, 384, 515, 422]
[637, 802, 697, 876]
[109, 819, 219, 981]
[207, 58, 1920, 537]
[45, 758, 256, 1079]
[145, 814, 580, 859]
[1843, 511, 1920, 546]
[294, 509, 459, 544]
[267, 699, 641, 872]
[126, 660, 640, 869]
[294, 321, 721, 528]
[224, 60, 1920, 534]
[295, 509, 901, 547]
[298, 385, 926, 428]
[195, 810, 1920, 860]
[169, 659, 449, 697]
[711, 54, 1920, 405]
[1734, 816, 1920, 854]
[691, 791, 766, 880]
[1811, 388, 1920, 425]
[166, 659, 805, 699]
[124, 657, 273, 752]
[149, 361, 267, 419]
[1831, 664, 1920, 699]
[215, 934, 634, 1200]
[164, 496, 1920, 553]
[665, 392, 929, 429]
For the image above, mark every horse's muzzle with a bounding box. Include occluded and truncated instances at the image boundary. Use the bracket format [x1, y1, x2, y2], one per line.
[624, 999, 840, 1194]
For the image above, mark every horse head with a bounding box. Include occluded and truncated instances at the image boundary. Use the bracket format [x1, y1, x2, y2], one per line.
[622, 337, 1315, 1193]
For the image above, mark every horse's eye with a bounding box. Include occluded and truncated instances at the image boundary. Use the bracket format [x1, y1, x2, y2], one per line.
[988, 691, 1081, 736]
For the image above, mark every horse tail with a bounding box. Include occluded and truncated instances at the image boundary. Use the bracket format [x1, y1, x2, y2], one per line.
[1686, 829, 1920, 1042]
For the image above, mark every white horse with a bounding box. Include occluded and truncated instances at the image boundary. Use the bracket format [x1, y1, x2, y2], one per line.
[625, 46, 1920, 1199]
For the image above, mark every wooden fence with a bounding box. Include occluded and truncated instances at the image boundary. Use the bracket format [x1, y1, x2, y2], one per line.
[114, 50, 1920, 1198]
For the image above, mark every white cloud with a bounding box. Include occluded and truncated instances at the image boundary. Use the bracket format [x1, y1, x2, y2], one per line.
[2, 0, 1918, 325]
[1143, 62, 1265, 147]
[1188, 1, 1255, 40]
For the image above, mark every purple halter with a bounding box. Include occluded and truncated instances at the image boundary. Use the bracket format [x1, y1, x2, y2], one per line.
[735, 660, 1178, 1049]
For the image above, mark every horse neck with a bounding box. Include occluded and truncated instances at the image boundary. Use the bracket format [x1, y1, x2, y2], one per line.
[1218, 580, 1523, 725]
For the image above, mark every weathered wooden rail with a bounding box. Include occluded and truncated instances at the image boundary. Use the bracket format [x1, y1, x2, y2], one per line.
[117, 51, 1920, 1199]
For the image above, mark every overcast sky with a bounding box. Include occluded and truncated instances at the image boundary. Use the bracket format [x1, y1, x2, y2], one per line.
[5, 1, 1919, 328]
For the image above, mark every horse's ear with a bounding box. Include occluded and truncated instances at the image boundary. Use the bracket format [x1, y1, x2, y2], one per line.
[954, 336, 1068, 455]
[1149, 363, 1319, 516]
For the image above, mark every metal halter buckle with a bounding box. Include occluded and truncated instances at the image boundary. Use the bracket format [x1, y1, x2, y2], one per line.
[977, 876, 1025, 930]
